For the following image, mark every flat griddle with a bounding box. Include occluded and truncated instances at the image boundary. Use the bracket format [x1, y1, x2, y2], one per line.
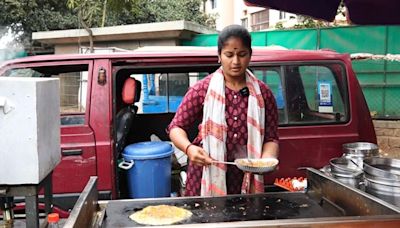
[104, 190, 342, 226]
[65, 169, 400, 228]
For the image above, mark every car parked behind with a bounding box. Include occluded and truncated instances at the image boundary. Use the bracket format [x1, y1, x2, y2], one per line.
[0, 47, 376, 210]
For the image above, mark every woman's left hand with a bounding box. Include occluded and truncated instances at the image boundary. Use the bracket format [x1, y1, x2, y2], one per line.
[261, 141, 279, 159]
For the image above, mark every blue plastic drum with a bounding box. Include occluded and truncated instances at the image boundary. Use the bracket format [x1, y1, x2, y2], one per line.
[120, 141, 173, 198]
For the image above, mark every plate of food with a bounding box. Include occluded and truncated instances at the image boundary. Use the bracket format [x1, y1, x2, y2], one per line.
[234, 158, 279, 173]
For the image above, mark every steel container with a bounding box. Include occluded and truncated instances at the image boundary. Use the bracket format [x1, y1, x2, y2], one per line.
[364, 176, 400, 207]
[330, 157, 362, 174]
[363, 157, 400, 180]
[331, 171, 364, 189]
[342, 142, 379, 168]
[363, 157, 400, 206]
[329, 157, 363, 189]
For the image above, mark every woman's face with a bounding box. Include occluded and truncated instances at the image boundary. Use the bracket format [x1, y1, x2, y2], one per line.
[219, 36, 251, 79]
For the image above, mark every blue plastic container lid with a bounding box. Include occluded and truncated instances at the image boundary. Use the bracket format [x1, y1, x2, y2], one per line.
[122, 141, 173, 160]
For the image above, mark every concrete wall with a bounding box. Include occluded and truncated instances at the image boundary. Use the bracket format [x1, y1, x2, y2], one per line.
[33, 21, 216, 54]
[374, 120, 400, 159]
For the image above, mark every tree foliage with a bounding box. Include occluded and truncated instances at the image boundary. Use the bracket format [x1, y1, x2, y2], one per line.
[66, 0, 136, 27]
[66, 0, 215, 28]
[293, 16, 328, 29]
[0, 0, 77, 49]
[274, 3, 347, 30]
[145, 0, 215, 28]
[0, 0, 215, 52]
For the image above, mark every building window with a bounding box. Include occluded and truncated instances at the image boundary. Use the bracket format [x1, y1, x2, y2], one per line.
[241, 18, 248, 29]
[279, 11, 286, 20]
[251, 10, 269, 31]
[211, 0, 217, 9]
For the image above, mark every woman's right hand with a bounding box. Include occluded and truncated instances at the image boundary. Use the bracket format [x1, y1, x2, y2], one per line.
[169, 127, 212, 166]
[186, 145, 213, 166]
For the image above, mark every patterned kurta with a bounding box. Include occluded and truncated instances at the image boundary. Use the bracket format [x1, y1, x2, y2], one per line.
[167, 74, 279, 196]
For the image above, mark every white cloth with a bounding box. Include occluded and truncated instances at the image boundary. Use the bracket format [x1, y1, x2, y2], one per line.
[200, 67, 265, 196]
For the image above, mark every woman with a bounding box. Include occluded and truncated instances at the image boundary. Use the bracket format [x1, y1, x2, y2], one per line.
[168, 24, 279, 197]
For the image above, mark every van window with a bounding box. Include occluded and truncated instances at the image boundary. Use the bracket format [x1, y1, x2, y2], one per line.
[3, 65, 89, 125]
[116, 63, 348, 125]
[251, 63, 348, 125]
[129, 71, 208, 114]
[298, 65, 346, 120]
[253, 67, 286, 123]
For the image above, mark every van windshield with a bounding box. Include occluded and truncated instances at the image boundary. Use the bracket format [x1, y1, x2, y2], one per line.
[115, 62, 349, 126]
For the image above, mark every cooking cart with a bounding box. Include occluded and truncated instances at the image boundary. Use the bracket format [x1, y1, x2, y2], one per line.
[66, 168, 400, 227]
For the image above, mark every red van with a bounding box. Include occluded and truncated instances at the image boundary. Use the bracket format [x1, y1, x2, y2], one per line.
[0, 47, 376, 210]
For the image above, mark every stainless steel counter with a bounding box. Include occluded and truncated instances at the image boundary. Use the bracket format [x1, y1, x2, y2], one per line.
[65, 169, 400, 227]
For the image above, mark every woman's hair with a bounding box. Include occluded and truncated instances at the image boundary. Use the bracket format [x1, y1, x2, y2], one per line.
[217, 24, 252, 55]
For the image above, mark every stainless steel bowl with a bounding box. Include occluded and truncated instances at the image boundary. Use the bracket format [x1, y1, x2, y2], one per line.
[364, 178, 400, 207]
[363, 157, 400, 180]
[363, 157, 400, 206]
[343, 142, 379, 168]
[332, 170, 363, 188]
[342, 142, 379, 157]
[329, 157, 363, 189]
[329, 157, 362, 175]
[364, 172, 400, 187]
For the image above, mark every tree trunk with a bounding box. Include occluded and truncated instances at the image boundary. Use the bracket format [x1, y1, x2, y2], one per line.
[79, 9, 94, 53]
[101, 0, 108, 27]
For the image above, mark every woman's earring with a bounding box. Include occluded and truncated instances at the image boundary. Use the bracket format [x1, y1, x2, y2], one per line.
[218, 59, 221, 63]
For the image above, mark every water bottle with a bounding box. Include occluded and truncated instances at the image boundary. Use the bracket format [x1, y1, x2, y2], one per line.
[47, 213, 60, 228]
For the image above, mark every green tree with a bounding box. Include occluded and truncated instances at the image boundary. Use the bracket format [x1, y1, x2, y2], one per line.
[293, 16, 328, 29]
[66, 0, 135, 28]
[145, 0, 215, 28]
[0, 0, 215, 53]
[274, 3, 347, 30]
[0, 0, 77, 51]
[66, 0, 215, 52]
[67, 0, 102, 53]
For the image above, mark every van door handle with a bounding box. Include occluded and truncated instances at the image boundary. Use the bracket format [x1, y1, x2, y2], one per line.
[62, 149, 83, 156]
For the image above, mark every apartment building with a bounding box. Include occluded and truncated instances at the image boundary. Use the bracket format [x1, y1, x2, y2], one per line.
[202, 0, 297, 31]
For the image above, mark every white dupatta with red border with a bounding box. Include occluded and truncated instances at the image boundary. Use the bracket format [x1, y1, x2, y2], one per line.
[200, 67, 265, 196]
